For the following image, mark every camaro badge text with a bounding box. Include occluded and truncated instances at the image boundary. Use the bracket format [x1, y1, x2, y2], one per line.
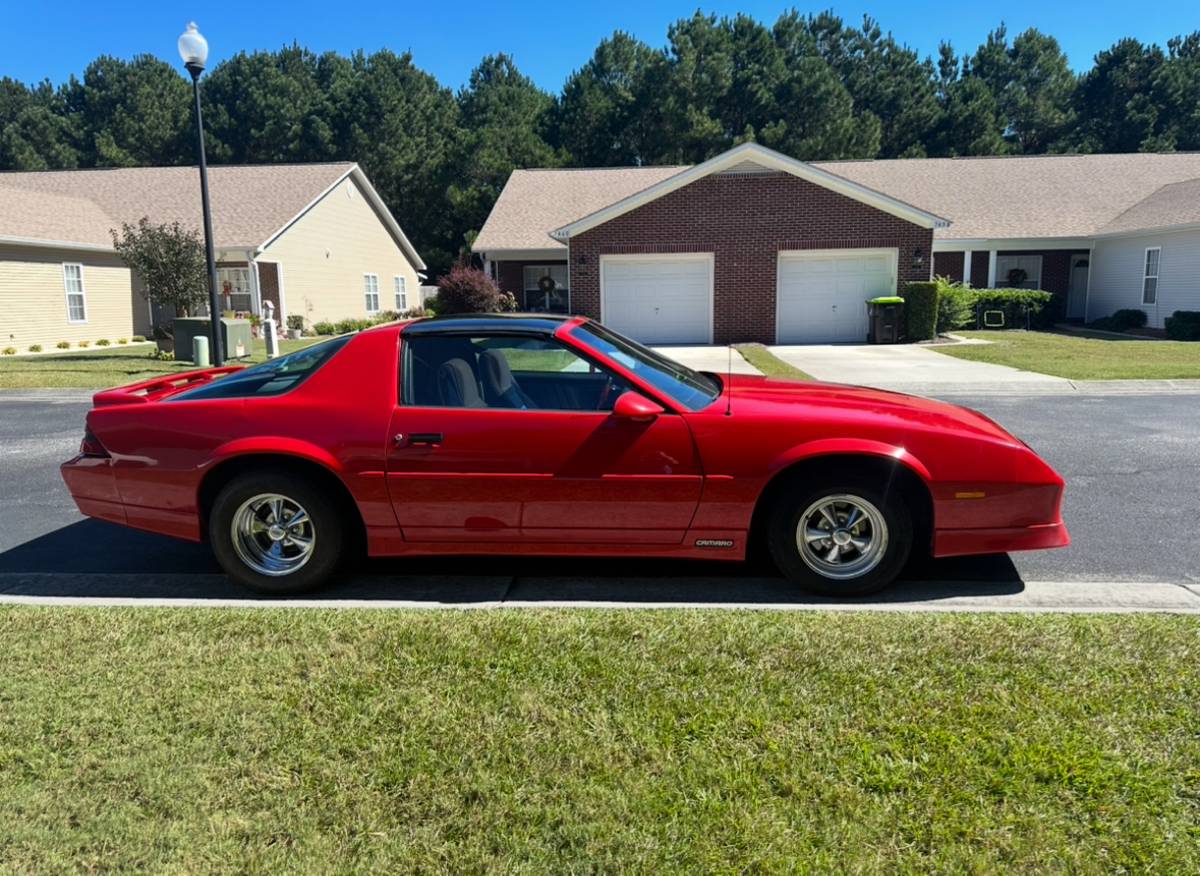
[695, 539, 735, 549]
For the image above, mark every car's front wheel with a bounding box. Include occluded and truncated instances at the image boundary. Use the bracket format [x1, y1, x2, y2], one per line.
[767, 475, 913, 597]
[210, 472, 345, 594]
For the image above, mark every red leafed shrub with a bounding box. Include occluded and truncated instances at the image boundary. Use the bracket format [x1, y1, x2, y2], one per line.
[435, 266, 516, 314]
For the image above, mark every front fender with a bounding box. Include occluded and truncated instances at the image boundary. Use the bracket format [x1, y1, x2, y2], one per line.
[768, 438, 933, 483]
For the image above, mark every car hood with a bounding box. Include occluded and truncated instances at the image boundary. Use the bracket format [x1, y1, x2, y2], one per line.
[719, 374, 1022, 445]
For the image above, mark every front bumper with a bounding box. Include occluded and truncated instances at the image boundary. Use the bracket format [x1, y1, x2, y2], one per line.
[933, 521, 1070, 558]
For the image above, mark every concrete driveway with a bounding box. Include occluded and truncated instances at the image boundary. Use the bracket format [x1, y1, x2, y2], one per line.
[770, 342, 1072, 394]
[652, 346, 762, 374]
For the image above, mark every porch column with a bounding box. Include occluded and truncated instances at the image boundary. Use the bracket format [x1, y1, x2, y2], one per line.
[247, 258, 262, 317]
[962, 250, 972, 286]
[987, 250, 998, 287]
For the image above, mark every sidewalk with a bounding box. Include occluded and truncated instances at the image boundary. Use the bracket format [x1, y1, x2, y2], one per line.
[768, 344, 1200, 396]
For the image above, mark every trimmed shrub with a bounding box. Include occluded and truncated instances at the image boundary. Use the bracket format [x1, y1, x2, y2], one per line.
[435, 266, 512, 315]
[1089, 308, 1148, 333]
[934, 279, 974, 333]
[2, 347, 16, 356]
[312, 321, 336, 336]
[118, 338, 128, 344]
[1165, 310, 1200, 341]
[969, 288, 1054, 329]
[77, 340, 90, 348]
[96, 338, 110, 346]
[334, 318, 375, 334]
[56, 341, 71, 349]
[131, 335, 147, 342]
[900, 281, 939, 341]
[29, 344, 42, 353]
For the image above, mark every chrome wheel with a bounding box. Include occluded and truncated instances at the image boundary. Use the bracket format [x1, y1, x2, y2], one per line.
[231, 493, 316, 577]
[796, 493, 888, 580]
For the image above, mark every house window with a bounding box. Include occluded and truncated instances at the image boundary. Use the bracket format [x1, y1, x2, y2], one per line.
[522, 265, 570, 313]
[994, 254, 1043, 290]
[63, 263, 87, 323]
[364, 273, 380, 313]
[217, 266, 253, 313]
[1142, 248, 1160, 305]
[394, 275, 407, 311]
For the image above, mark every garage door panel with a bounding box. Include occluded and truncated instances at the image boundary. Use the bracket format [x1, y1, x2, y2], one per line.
[777, 250, 896, 344]
[602, 256, 712, 345]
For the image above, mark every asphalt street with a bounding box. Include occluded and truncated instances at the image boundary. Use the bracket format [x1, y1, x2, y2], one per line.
[1, 390, 1197, 607]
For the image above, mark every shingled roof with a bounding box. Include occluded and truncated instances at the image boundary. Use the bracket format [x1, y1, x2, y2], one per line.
[472, 165, 685, 252]
[474, 151, 1200, 251]
[1094, 178, 1200, 236]
[0, 162, 424, 268]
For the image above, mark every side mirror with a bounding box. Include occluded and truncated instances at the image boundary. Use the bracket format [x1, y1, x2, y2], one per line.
[612, 391, 664, 422]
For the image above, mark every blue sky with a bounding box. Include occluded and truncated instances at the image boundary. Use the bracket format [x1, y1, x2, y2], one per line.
[2, 0, 1193, 91]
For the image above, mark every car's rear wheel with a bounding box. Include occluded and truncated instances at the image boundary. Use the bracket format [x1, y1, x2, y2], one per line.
[767, 475, 913, 597]
[210, 472, 345, 594]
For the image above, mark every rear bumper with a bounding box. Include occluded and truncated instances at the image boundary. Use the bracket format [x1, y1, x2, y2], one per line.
[61, 456, 200, 541]
[933, 522, 1070, 558]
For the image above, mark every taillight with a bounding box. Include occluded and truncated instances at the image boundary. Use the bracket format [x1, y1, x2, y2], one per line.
[80, 427, 110, 458]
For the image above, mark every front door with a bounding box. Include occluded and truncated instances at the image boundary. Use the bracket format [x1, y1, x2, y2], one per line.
[1067, 254, 1089, 320]
[386, 332, 703, 544]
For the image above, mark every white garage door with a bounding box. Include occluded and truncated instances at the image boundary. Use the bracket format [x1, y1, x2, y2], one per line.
[601, 255, 712, 344]
[777, 249, 897, 344]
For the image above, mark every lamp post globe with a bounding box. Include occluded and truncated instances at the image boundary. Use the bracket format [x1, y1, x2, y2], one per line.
[178, 21, 209, 72]
[178, 22, 224, 365]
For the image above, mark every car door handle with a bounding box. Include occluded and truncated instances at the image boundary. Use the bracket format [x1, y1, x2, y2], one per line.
[397, 432, 443, 447]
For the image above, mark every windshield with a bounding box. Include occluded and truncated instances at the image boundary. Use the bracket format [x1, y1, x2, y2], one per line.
[568, 322, 721, 411]
[172, 335, 351, 400]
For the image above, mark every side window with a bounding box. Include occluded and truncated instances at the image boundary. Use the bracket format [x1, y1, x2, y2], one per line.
[403, 334, 629, 411]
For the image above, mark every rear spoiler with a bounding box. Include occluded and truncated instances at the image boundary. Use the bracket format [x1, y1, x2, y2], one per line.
[92, 366, 243, 407]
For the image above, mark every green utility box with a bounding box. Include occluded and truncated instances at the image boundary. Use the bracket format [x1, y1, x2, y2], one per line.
[173, 317, 253, 363]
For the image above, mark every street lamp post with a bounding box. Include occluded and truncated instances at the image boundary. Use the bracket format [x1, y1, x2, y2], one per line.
[178, 22, 224, 366]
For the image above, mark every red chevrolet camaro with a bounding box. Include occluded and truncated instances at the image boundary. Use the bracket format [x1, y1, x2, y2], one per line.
[61, 314, 1068, 596]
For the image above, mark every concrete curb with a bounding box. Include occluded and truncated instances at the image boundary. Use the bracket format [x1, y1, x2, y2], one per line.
[1, 575, 1197, 614]
[0, 389, 96, 402]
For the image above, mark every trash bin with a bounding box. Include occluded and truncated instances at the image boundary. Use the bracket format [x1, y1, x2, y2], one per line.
[867, 296, 905, 344]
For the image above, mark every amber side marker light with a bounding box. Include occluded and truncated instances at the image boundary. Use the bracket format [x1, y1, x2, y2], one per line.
[955, 491, 987, 499]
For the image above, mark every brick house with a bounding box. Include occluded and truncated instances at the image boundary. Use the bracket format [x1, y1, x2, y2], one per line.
[473, 143, 1200, 343]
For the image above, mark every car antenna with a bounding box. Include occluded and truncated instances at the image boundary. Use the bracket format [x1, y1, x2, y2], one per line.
[725, 343, 733, 417]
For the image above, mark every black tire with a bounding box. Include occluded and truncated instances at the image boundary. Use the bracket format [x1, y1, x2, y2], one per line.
[209, 470, 346, 595]
[767, 473, 913, 597]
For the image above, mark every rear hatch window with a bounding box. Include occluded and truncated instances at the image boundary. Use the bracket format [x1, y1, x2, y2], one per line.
[171, 335, 351, 401]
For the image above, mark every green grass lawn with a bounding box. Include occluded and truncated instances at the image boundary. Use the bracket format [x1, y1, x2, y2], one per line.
[935, 330, 1200, 380]
[735, 343, 813, 380]
[1, 608, 1197, 872]
[0, 337, 327, 389]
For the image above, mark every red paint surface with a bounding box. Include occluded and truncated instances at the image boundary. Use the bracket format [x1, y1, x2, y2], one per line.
[61, 319, 1068, 563]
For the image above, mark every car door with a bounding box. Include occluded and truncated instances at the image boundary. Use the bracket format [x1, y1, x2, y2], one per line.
[385, 331, 703, 544]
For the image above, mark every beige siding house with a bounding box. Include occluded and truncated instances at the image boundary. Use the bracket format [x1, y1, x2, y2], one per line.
[0, 163, 423, 351]
[258, 174, 422, 325]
